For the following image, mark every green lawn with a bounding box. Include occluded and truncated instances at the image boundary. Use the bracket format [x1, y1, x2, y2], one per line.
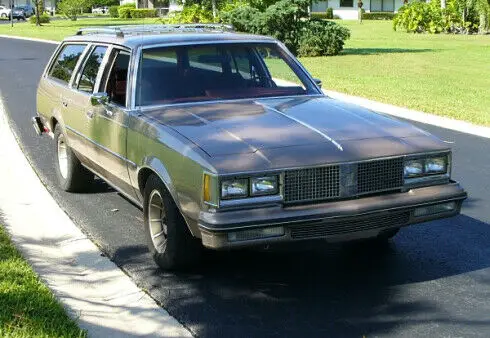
[301, 21, 490, 126]
[0, 226, 86, 337]
[0, 18, 488, 125]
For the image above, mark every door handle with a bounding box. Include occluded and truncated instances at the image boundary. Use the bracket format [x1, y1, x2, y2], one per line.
[86, 110, 95, 119]
[104, 109, 114, 117]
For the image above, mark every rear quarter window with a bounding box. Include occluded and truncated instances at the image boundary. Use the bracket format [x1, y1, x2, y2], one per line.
[48, 44, 87, 85]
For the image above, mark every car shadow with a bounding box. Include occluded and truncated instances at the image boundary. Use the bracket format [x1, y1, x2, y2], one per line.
[111, 213, 490, 337]
[342, 48, 434, 56]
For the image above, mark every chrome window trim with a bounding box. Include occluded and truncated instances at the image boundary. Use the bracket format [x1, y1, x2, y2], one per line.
[68, 44, 92, 89]
[72, 43, 112, 94]
[132, 40, 322, 109]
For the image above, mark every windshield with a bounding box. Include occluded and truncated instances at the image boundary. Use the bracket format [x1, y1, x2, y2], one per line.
[136, 43, 318, 106]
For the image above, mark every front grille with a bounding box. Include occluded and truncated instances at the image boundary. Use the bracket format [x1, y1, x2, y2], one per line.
[290, 212, 410, 239]
[283, 157, 404, 204]
[284, 166, 340, 203]
[357, 157, 404, 194]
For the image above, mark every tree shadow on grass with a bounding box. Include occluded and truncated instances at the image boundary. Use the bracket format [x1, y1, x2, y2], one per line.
[342, 48, 434, 56]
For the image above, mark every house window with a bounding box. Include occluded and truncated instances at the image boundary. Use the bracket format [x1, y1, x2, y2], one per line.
[340, 0, 354, 7]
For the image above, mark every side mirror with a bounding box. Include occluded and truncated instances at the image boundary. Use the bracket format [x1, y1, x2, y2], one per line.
[313, 78, 322, 88]
[90, 92, 109, 106]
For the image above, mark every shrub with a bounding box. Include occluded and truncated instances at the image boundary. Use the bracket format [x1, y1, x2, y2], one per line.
[164, 4, 214, 23]
[393, 0, 466, 33]
[310, 12, 328, 19]
[326, 7, 334, 19]
[129, 8, 157, 18]
[109, 5, 119, 17]
[29, 13, 50, 24]
[220, 5, 262, 31]
[298, 19, 351, 56]
[258, 0, 311, 55]
[221, 0, 350, 56]
[362, 11, 395, 20]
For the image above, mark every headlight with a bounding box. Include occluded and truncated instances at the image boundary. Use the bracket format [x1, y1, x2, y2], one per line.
[425, 157, 447, 174]
[251, 176, 278, 196]
[404, 155, 448, 179]
[404, 159, 424, 177]
[221, 179, 248, 199]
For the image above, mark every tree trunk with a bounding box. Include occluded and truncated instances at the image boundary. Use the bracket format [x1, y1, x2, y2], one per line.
[441, 0, 446, 9]
[211, 0, 216, 19]
[479, 12, 487, 33]
[35, 0, 41, 26]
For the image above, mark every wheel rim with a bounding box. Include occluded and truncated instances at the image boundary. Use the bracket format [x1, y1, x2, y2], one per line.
[148, 190, 167, 253]
[57, 134, 68, 179]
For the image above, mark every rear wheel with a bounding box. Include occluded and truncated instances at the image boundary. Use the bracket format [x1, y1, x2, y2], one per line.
[143, 174, 201, 270]
[1, 13, 6, 18]
[54, 124, 94, 192]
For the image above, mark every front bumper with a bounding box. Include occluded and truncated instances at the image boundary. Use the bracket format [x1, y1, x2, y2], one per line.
[199, 181, 467, 249]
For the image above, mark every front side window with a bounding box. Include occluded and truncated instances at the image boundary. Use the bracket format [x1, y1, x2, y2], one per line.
[102, 50, 131, 107]
[49, 44, 86, 84]
[136, 43, 318, 106]
[78, 46, 107, 93]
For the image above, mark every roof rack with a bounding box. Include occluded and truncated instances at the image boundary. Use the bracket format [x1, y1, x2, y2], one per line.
[75, 24, 235, 38]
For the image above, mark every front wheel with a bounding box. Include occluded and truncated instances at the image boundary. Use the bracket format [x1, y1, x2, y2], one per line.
[143, 174, 201, 271]
[54, 124, 94, 192]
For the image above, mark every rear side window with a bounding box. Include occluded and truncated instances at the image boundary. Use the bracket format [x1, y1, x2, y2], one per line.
[49, 44, 86, 84]
[78, 46, 108, 93]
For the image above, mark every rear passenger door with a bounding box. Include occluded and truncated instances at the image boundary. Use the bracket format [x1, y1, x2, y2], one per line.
[67, 44, 109, 166]
[39, 43, 88, 155]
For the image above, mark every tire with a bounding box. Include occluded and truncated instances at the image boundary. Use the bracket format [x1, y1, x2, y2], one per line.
[377, 228, 400, 241]
[54, 124, 94, 192]
[1, 13, 6, 18]
[143, 174, 201, 271]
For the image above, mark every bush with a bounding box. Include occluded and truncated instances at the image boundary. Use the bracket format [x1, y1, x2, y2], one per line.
[362, 11, 395, 20]
[164, 4, 214, 23]
[298, 19, 351, 56]
[129, 8, 157, 18]
[29, 13, 51, 24]
[220, 5, 262, 31]
[326, 7, 334, 19]
[109, 5, 119, 17]
[222, 0, 350, 56]
[393, 0, 466, 33]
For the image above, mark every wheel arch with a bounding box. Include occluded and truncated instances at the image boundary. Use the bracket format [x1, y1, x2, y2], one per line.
[137, 163, 200, 237]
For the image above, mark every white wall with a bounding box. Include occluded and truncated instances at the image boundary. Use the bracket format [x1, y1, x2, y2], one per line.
[311, 0, 371, 20]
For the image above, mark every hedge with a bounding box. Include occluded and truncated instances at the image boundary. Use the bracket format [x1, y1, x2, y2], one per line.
[362, 12, 395, 20]
[310, 12, 341, 20]
[29, 13, 50, 24]
[109, 5, 119, 17]
[129, 8, 157, 18]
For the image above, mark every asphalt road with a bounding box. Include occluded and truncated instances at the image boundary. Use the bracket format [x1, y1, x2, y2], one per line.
[1, 37, 490, 338]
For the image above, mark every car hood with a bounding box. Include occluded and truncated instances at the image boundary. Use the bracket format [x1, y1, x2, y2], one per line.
[145, 96, 448, 172]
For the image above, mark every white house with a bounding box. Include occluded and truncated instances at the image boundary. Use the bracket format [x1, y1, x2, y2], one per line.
[311, 0, 407, 19]
[120, 0, 182, 11]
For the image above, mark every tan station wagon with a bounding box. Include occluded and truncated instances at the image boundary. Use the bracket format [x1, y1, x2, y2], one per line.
[33, 24, 467, 270]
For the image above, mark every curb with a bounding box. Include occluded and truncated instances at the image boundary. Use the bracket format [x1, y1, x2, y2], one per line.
[0, 34, 59, 44]
[0, 94, 193, 337]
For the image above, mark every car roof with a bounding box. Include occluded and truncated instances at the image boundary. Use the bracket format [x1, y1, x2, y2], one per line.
[63, 25, 277, 50]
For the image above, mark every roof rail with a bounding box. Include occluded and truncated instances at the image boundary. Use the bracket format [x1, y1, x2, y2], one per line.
[75, 24, 235, 38]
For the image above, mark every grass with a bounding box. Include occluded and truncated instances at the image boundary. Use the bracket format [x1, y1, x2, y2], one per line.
[0, 18, 488, 125]
[0, 225, 86, 337]
[0, 17, 160, 40]
[300, 20, 490, 126]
